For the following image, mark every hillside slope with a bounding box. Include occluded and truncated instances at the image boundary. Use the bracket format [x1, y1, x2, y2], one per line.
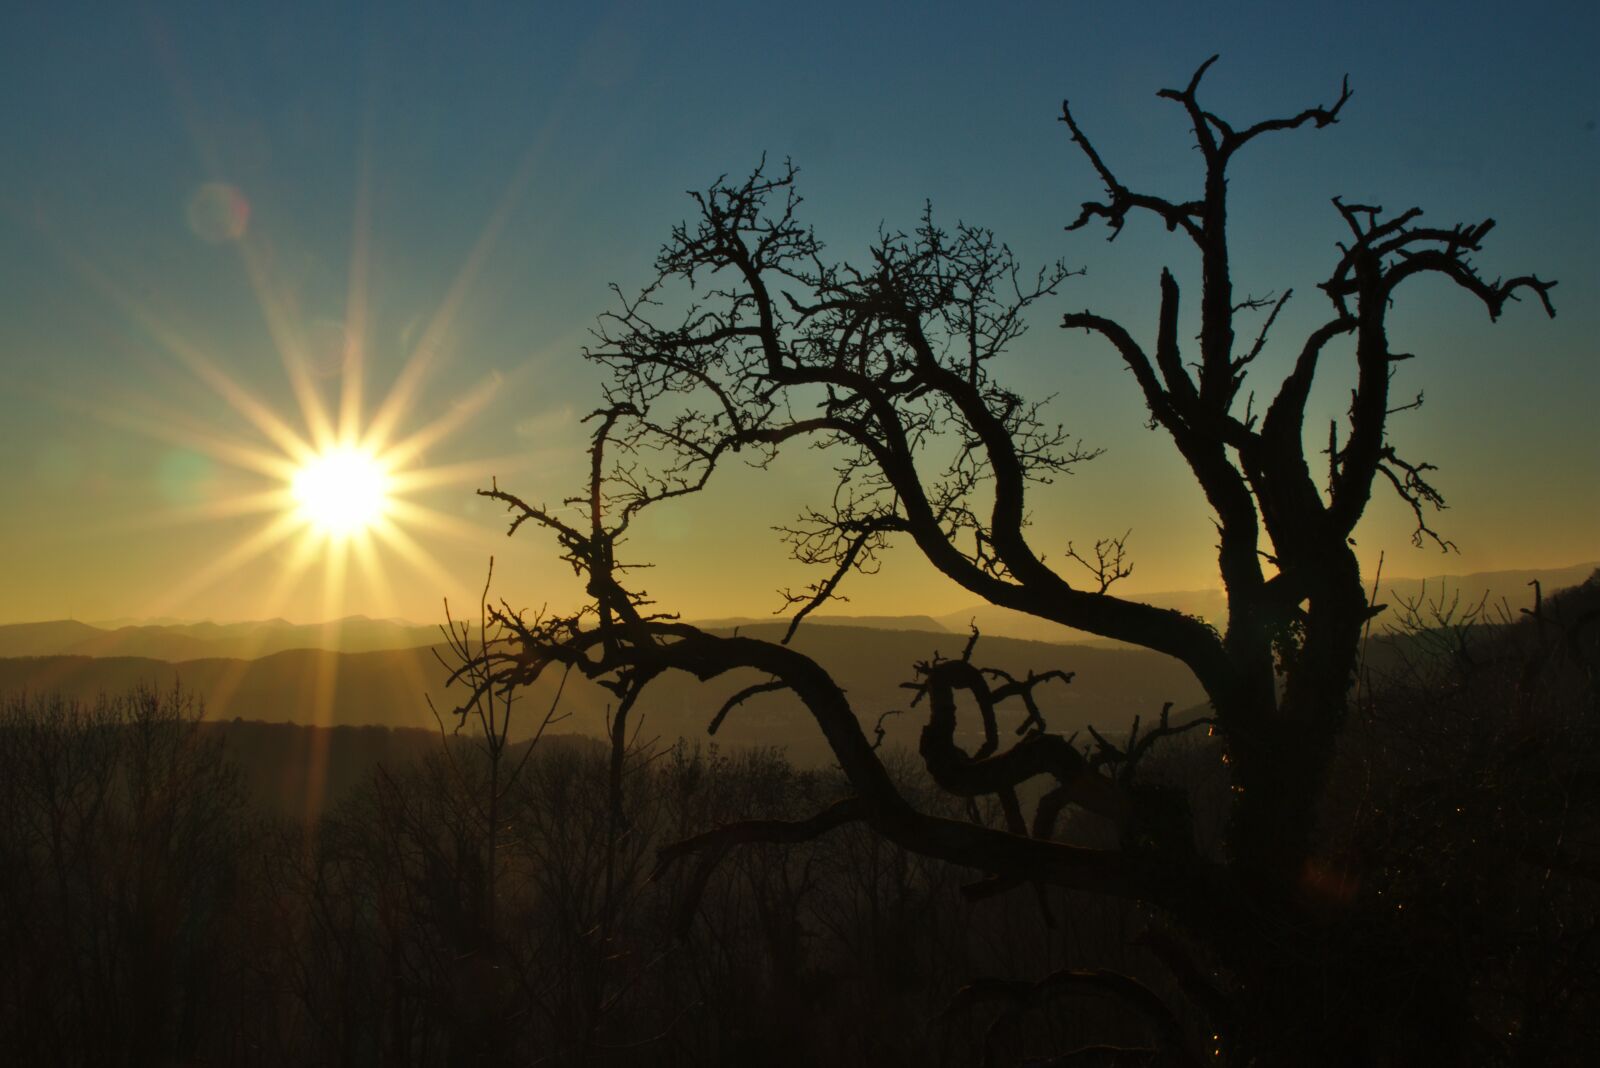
[0, 624, 1206, 765]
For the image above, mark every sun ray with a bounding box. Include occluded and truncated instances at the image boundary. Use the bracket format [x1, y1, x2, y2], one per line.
[166, 334, 322, 465]
[143, 25, 332, 458]
[369, 516, 460, 594]
[380, 498, 497, 547]
[110, 488, 295, 533]
[178, 337, 321, 463]
[267, 527, 328, 616]
[386, 454, 531, 495]
[347, 529, 442, 714]
[318, 535, 350, 631]
[234, 238, 338, 453]
[143, 511, 305, 620]
[347, 526, 393, 618]
[295, 535, 350, 822]
[41, 240, 319, 468]
[340, 129, 373, 447]
[66, 392, 304, 482]
[203, 530, 324, 718]
[362, 132, 545, 456]
[376, 369, 507, 469]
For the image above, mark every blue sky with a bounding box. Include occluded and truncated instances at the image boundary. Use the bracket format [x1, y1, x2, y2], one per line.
[1, 1, 1594, 623]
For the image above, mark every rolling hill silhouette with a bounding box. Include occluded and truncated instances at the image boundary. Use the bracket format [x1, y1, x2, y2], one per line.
[2, 564, 1588, 763]
[0, 624, 1205, 764]
[4, 564, 1583, 658]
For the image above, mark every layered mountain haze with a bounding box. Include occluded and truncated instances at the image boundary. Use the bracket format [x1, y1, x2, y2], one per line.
[0, 622, 1203, 765]
[2, 563, 1587, 765]
[690, 614, 955, 634]
[0, 615, 449, 660]
[4, 563, 1583, 658]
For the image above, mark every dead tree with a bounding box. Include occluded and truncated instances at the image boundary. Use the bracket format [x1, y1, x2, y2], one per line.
[471, 59, 1555, 1064]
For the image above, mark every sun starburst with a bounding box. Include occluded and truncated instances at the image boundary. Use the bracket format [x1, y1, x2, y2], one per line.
[29, 37, 560, 825]
[58, 145, 540, 632]
[291, 447, 391, 538]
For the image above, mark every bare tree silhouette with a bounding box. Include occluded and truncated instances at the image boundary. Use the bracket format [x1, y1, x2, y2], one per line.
[472, 59, 1556, 1063]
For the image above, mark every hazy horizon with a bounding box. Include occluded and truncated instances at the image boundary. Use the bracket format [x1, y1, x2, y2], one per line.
[3, 558, 1591, 632]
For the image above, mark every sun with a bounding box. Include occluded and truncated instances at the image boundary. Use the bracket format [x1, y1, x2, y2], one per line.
[291, 447, 391, 537]
[61, 120, 550, 630]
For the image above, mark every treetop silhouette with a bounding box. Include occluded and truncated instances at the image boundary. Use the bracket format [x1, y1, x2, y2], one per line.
[468, 57, 1556, 1063]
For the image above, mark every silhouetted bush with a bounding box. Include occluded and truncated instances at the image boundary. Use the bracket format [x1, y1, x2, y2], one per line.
[0, 686, 251, 1066]
[1318, 573, 1600, 1062]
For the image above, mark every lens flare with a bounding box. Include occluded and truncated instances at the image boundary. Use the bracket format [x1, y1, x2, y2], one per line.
[186, 182, 251, 243]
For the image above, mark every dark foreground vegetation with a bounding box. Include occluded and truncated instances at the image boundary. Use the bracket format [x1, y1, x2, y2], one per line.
[0, 575, 1594, 1066]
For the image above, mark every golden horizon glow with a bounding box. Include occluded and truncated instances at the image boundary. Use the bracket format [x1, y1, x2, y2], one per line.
[88, 339, 511, 627]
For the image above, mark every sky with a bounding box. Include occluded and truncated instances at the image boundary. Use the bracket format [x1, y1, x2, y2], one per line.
[0, 0, 1595, 626]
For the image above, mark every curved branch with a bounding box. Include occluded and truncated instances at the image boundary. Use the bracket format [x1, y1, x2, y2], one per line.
[706, 678, 786, 735]
[652, 795, 867, 934]
[1060, 98, 1204, 243]
[913, 656, 1127, 823]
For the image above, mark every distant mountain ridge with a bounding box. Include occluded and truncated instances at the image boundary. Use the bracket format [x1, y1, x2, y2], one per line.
[0, 624, 1206, 765]
[0, 615, 450, 660]
[3, 562, 1591, 662]
[691, 614, 953, 634]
